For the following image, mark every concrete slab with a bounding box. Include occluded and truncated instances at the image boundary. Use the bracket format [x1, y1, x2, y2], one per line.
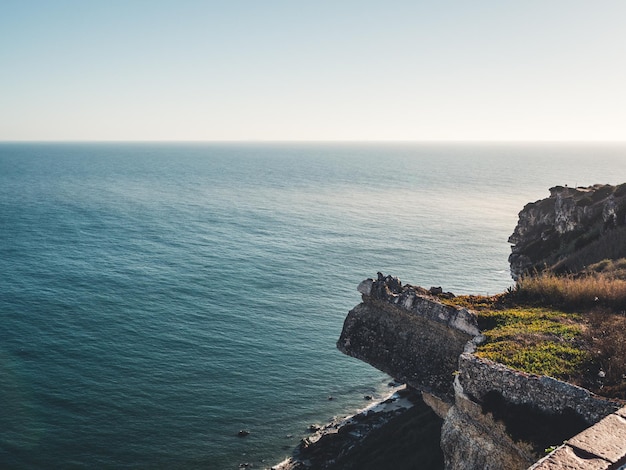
[529, 445, 610, 470]
[615, 406, 626, 420]
[567, 413, 626, 464]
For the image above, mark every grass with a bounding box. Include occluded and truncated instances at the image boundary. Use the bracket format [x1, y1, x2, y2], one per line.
[512, 268, 626, 312]
[444, 275, 626, 398]
[474, 307, 588, 379]
[476, 307, 582, 339]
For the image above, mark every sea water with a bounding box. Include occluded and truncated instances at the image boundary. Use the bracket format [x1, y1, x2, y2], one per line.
[1, 142, 625, 469]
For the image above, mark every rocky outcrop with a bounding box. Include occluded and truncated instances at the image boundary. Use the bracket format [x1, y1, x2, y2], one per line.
[274, 386, 444, 470]
[445, 352, 622, 469]
[441, 389, 535, 469]
[338, 274, 624, 470]
[509, 184, 626, 279]
[337, 273, 478, 403]
[457, 353, 617, 425]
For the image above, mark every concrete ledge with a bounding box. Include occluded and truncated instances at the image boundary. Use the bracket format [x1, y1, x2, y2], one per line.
[529, 445, 610, 470]
[529, 406, 626, 469]
[568, 413, 626, 464]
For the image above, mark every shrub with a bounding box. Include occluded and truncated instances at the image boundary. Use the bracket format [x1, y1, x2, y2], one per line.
[582, 308, 626, 398]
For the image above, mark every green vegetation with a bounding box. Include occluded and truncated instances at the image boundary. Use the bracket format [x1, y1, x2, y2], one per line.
[445, 269, 626, 398]
[477, 339, 588, 378]
[477, 307, 582, 339]
[475, 306, 588, 379]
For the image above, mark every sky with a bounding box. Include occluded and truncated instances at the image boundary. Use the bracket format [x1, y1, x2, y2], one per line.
[1, 1, 625, 142]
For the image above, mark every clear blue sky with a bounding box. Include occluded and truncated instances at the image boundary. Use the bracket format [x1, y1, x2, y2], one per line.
[1, 1, 625, 141]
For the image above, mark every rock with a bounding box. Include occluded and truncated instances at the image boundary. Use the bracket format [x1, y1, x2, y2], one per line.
[529, 444, 609, 470]
[275, 387, 443, 470]
[429, 286, 443, 295]
[364, 395, 373, 400]
[237, 430, 250, 437]
[338, 275, 480, 402]
[509, 184, 626, 279]
[308, 424, 321, 432]
[336, 273, 624, 470]
[357, 278, 373, 296]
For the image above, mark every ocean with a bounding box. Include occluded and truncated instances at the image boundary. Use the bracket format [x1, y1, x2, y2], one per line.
[1, 142, 625, 469]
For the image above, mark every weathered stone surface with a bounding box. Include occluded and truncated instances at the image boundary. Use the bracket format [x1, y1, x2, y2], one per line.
[531, 407, 626, 469]
[567, 413, 626, 464]
[458, 353, 621, 425]
[528, 445, 610, 470]
[441, 399, 534, 470]
[336, 275, 626, 470]
[421, 391, 451, 419]
[338, 274, 480, 402]
[338, 301, 469, 402]
[508, 184, 626, 279]
[359, 273, 479, 335]
[357, 278, 373, 296]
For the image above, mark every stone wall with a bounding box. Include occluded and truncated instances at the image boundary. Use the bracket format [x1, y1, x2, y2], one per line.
[441, 383, 536, 470]
[458, 353, 620, 426]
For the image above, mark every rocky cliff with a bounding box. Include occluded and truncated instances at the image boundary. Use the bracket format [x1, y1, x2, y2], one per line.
[337, 274, 478, 403]
[509, 184, 626, 279]
[338, 274, 623, 470]
[277, 184, 626, 469]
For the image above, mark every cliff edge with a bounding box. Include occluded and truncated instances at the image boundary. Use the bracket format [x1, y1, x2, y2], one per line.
[331, 183, 626, 469]
[276, 183, 626, 469]
[337, 274, 478, 403]
[338, 274, 623, 469]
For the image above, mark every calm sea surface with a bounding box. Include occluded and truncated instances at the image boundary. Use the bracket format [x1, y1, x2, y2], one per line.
[1, 142, 625, 469]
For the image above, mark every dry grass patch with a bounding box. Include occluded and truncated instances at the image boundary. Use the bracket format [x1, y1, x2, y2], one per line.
[513, 271, 626, 312]
[583, 308, 626, 399]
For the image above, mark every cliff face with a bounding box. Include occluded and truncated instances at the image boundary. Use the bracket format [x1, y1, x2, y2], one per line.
[333, 183, 626, 469]
[509, 184, 626, 279]
[337, 274, 478, 403]
[338, 274, 623, 470]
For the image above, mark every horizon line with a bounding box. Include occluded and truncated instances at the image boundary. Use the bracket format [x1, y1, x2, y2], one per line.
[2, 139, 626, 144]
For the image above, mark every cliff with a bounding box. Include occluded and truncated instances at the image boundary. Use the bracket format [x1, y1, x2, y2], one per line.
[277, 183, 626, 470]
[338, 274, 623, 470]
[337, 274, 478, 403]
[509, 184, 626, 279]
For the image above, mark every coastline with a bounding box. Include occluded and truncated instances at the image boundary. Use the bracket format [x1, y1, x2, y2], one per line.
[270, 385, 443, 470]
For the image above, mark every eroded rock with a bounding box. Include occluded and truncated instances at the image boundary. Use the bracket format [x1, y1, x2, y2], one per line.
[509, 184, 626, 279]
